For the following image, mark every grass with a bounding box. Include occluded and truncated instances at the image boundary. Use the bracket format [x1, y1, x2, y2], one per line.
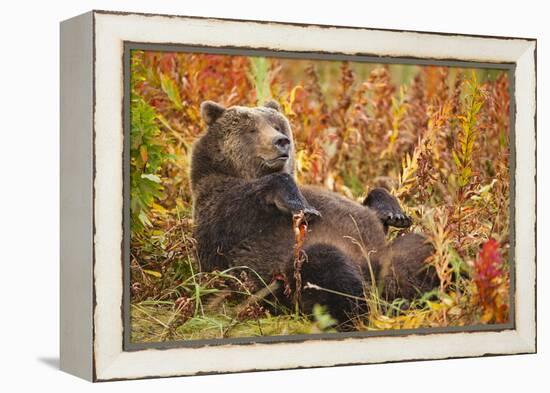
[131, 303, 336, 343]
[129, 50, 511, 343]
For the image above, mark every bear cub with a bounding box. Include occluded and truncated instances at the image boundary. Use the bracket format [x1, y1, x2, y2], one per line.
[190, 100, 437, 325]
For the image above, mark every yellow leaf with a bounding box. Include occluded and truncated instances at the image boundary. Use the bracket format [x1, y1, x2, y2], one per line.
[289, 85, 302, 106]
[282, 85, 302, 116]
[143, 269, 162, 278]
[152, 203, 167, 214]
[426, 301, 445, 311]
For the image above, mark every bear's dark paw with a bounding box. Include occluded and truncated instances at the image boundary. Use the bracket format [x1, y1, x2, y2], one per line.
[269, 173, 320, 220]
[363, 187, 412, 230]
[378, 210, 412, 229]
[275, 195, 319, 219]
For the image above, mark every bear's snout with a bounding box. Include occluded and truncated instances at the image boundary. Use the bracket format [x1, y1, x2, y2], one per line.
[273, 135, 291, 155]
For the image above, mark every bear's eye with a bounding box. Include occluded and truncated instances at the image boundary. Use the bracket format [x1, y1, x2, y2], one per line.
[249, 127, 258, 134]
[274, 125, 281, 132]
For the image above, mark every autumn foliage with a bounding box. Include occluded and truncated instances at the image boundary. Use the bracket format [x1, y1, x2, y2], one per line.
[129, 50, 511, 342]
[473, 239, 510, 323]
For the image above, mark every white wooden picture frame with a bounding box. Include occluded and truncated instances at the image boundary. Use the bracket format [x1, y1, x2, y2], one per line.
[60, 10, 536, 381]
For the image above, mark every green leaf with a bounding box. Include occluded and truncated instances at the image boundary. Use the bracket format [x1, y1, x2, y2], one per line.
[248, 57, 271, 105]
[160, 73, 182, 109]
[138, 210, 152, 227]
[312, 304, 337, 331]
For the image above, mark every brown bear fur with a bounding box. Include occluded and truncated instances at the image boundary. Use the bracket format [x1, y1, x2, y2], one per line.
[190, 100, 437, 324]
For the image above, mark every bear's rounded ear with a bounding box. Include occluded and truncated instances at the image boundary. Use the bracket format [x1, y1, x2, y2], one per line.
[200, 101, 226, 126]
[264, 100, 281, 112]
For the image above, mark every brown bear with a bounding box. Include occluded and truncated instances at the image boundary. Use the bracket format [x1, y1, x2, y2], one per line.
[190, 100, 437, 325]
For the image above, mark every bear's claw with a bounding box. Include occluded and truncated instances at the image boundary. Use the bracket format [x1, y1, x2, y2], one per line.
[303, 206, 322, 219]
[379, 211, 412, 228]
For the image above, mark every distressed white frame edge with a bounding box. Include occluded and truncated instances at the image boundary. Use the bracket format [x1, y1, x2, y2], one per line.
[60, 11, 94, 381]
[61, 10, 536, 381]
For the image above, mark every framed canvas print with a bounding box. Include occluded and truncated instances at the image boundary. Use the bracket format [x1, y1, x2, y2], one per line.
[60, 10, 537, 381]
